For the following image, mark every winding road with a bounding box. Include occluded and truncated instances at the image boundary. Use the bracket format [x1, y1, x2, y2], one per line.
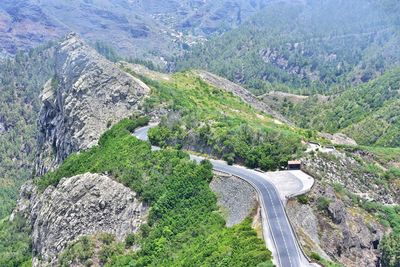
[133, 125, 311, 267]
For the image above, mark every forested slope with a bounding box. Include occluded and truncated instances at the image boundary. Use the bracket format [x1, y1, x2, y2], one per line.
[1, 118, 273, 266]
[175, 0, 400, 94]
[0, 45, 54, 218]
[286, 67, 400, 147]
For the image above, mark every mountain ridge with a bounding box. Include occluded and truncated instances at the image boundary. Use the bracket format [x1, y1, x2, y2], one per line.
[175, 0, 400, 94]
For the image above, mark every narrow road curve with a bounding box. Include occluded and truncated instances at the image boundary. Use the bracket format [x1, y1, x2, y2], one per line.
[133, 125, 309, 267]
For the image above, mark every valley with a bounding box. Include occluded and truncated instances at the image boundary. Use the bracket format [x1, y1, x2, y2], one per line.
[0, 1, 399, 267]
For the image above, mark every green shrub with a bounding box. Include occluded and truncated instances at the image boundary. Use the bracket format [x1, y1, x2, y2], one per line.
[317, 197, 331, 212]
[223, 153, 235, 165]
[380, 232, 400, 267]
[125, 233, 136, 248]
[59, 236, 95, 267]
[310, 252, 322, 261]
[384, 168, 400, 181]
[333, 183, 345, 194]
[0, 215, 32, 267]
[297, 194, 309, 204]
[99, 233, 115, 245]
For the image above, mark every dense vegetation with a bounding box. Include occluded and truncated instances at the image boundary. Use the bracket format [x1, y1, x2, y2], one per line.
[0, 45, 54, 219]
[361, 203, 400, 267]
[35, 117, 273, 266]
[175, 0, 400, 95]
[94, 41, 163, 72]
[123, 68, 306, 170]
[0, 215, 32, 267]
[286, 67, 400, 147]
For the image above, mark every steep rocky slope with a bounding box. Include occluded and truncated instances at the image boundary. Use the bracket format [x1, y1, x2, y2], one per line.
[34, 33, 150, 176]
[287, 181, 386, 267]
[302, 151, 399, 205]
[2, 34, 154, 263]
[283, 146, 400, 266]
[12, 173, 148, 266]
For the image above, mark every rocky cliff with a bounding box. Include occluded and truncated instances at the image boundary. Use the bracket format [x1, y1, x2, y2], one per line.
[9, 34, 153, 265]
[12, 173, 148, 266]
[34, 33, 150, 176]
[287, 181, 385, 267]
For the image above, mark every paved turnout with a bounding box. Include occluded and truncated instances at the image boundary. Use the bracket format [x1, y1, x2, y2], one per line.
[133, 125, 308, 267]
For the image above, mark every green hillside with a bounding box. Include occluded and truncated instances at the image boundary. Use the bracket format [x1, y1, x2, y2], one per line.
[0, 45, 54, 219]
[121, 65, 309, 170]
[287, 67, 400, 147]
[1, 64, 310, 266]
[1, 117, 273, 266]
[175, 0, 400, 94]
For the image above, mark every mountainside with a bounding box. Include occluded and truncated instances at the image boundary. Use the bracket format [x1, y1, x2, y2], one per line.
[0, 44, 54, 219]
[0, 0, 271, 61]
[0, 34, 398, 267]
[1, 1, 400, 266]
[175, 0, 400, 94]
[34, 33, 150, 176]
[1, 35, 277, 267]
[285, 67, 400, 147]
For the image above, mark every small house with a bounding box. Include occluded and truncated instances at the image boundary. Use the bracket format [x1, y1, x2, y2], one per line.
[287, 160, 301, 170]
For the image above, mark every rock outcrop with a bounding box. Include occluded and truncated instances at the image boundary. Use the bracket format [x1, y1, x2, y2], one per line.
[287, 181, 385, 267]
[319, 132, 358, 146]
[302, 151, 399, 204]
[12, 173, 148, 266]
[34, 33, 150, 176]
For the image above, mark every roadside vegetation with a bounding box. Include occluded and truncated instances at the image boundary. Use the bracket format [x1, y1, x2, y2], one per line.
[34, 117, 273, 266]
[126, 69, 307, 171]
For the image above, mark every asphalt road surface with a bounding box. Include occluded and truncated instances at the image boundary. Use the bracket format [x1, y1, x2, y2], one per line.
[133, 125, 306, 267]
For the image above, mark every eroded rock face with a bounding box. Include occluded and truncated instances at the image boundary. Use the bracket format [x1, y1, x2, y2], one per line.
[12, 173, 148, 266]
[34, 33, 150, 176]
[319, 132, 358, 146]
[287, 181, 385, 267]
